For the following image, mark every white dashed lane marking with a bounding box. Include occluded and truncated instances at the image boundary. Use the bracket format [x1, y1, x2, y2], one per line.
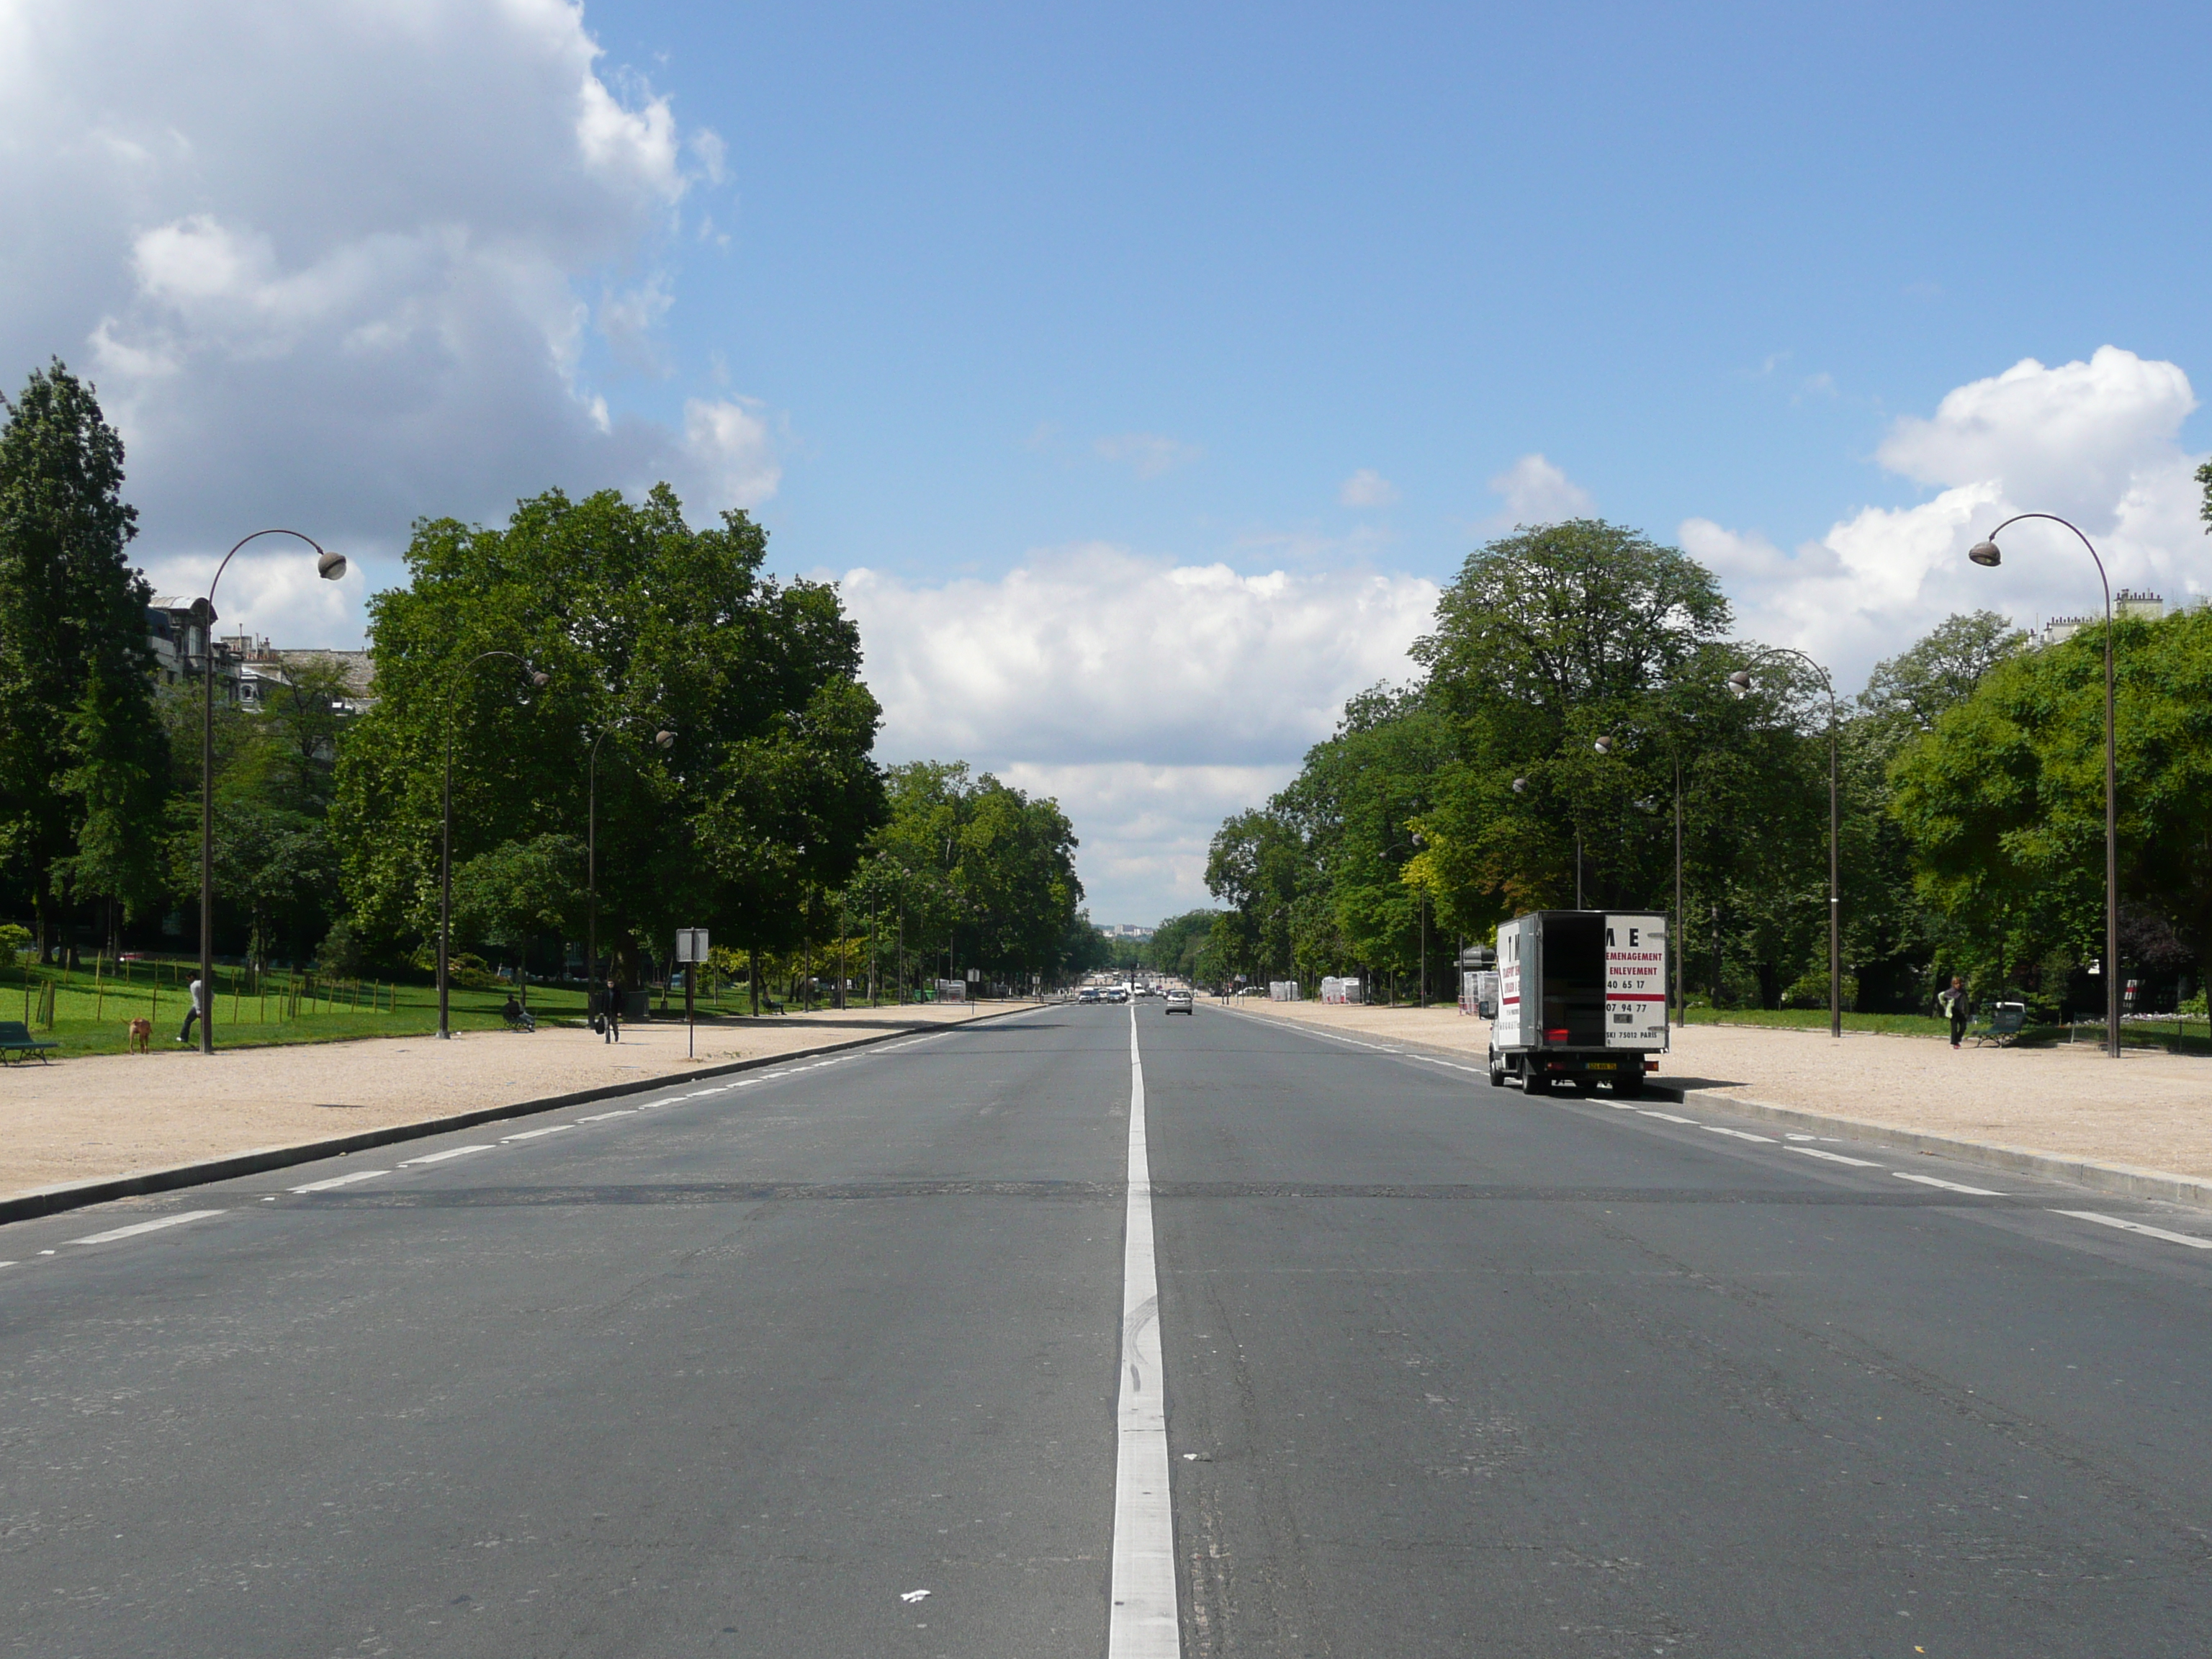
[1789, 1146, 1881, 1168]
[71, 1210, 226, 1246]
[501, 1125, 574, 1142]
[1894, 1172, 2004, 1196]
[291, 1169, 391, 1192]
[577, 1110, 636, 1122]
[1701, 1125, 1777, 1143]
[2056, 1211, 2212, 1250]
[397, 1144, 496, 1166]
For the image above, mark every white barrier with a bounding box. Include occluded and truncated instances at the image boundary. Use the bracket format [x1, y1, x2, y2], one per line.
[1320, 976, 1363, 1004]
[1268, 981, 1303, 1002]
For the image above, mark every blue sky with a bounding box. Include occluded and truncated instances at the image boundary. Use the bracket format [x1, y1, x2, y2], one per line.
[6, 1, 2210, 925]
[578, 0, 2210, 585]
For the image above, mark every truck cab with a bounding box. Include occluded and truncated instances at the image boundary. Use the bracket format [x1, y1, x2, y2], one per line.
[1487, 910, 1668, 1096]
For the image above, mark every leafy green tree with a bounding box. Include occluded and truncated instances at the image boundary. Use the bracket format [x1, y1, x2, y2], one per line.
[0, 362, 166, 956]
[452, 832, 585, 999]
[1889, 608, 2212, 998]
[332, 485, 884, 983]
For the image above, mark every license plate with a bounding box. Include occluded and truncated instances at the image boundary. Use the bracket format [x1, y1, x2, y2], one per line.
[1588, 1061, 1615, 1071]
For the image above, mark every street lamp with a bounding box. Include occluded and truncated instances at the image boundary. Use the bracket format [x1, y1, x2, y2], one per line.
[1969, 513, 2121, 1058]
[437, 652, 549, 1039]
[1728, 649, 1843, 1038]
[586, 723, 675, 997]
[194, 531, 346, 1053]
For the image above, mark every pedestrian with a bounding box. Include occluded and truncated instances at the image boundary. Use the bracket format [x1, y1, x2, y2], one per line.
[1938, 974, 1969, 1048]
[601, 977, 623, 1043]
[176, 974, 207, 1044]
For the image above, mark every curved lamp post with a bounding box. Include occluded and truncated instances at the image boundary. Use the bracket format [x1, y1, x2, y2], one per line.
[194, 531, 347, 1053]
[585, 722, 675, 994]
[1969, 514, 2121, 1058]
[1727, 649, 1843, 1038]
[438, 652, 549, 1039]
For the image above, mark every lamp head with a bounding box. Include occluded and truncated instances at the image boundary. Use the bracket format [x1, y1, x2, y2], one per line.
[1593, 734, 1613, 756]
[1727, 669, 1753, 700]
[316, 549, 348, 581]
[1511, 777, 1528, 795]
[528, 670, 551, 689]
[1968, 539, 2002, 568]
[654, 729, 675, 749]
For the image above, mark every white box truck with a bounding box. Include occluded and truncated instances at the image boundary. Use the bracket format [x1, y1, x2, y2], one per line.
[1487, 910, 1668, 1096]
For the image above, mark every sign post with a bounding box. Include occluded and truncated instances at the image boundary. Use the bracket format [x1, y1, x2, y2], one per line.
[675, 928, 709, 1058]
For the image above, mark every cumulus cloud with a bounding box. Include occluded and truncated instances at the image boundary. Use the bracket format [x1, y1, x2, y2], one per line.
[1689, 346, 2208, 691]
[1094, 432, 1203, 478]
[839, 546, 1438, 920]
[1486, 452, 1596, 526]
[0, 0, 758, 647]
[1339, 468, 1398, 508]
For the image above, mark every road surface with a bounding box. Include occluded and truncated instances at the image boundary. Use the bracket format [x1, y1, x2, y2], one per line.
[3, 1003, 2208, 1655]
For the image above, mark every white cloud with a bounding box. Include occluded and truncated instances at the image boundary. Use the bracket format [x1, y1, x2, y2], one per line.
[839, 545, 1439, 920]
[1486, 452, 1596, 526]
[1689, 346, 2209, 692]
[0, 0, 755, 648]
[1339, 468, 1398, 508]
[1094, 432, 1203, 478]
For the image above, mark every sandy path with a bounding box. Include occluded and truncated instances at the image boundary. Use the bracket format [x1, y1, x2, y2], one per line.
[0, 1003, 1023, 1200]
[1225, 997, 2212, 1182]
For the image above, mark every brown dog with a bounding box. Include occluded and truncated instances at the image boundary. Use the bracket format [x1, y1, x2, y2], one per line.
[127, 1017, 153, 1053]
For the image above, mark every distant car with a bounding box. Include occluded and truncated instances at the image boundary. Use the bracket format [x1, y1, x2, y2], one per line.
[1107, 986, 1130, 1004]
[1078, 986, 1100, 1004]
[1164, 989, 1193, 1015]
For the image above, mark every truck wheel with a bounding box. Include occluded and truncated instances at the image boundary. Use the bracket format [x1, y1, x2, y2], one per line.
[1488, 1054, 1506, 1087]
[1523, 1071, 1550, 1095]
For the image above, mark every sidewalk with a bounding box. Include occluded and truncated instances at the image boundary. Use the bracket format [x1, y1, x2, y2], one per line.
[0, 1004, 1016, 1202]
[1228, 998, 2212, 1187]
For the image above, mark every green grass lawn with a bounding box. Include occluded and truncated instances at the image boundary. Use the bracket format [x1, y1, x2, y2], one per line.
[1683, 1003, 2212, 1053]
[3, 956, 905, 1058]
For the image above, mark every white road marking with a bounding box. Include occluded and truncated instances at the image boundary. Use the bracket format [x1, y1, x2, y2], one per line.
[2055, 1210, 2212, 1250]
[1894, 1172, 2004, 1196]
[1789, 1147, 1880, 1168]
[577, 1110, 636, 1122]
[1637, 1111, 1695, 1124]
[290, 1169, 391, 1192]
[70, 1210, 225, 1246]
[397, 1143, 496, 1166]
[500, 1125, 574, 1142]
[1110, 1001, 1182, 1659]
[1701, 1125, 1778, 1143]
[0, 1262, 15, 1269]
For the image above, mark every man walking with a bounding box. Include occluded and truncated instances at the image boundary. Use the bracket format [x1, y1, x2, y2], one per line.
[177, 974, 207, 1045]
[601, 978, 623, 1043]
[1938, 974, 1969, 1049]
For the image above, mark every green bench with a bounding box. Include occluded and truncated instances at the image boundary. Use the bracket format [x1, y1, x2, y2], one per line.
[1974, 1002, 2028, 1048]
[0, 1020, 59, 1064]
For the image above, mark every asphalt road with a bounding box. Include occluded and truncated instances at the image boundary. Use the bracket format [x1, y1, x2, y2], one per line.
[3, 1004, 2210, 1657]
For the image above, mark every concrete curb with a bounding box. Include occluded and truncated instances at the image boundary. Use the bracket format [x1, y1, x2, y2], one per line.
[0, 1003, 1044, 1230]
[1657, 1086, 2212, 1211]
[1213, 1004, 2212, 1214]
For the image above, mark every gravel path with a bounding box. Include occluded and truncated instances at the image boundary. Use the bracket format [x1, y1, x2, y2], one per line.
[1229, 997, 2212, 1182]
[0, 1003, 1017, 1200]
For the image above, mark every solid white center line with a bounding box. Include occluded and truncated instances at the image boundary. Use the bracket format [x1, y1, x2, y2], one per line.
[1789, 1146, 1880, 1167]
[1110, 1000, 1182, 1659]
[290, 1169, 391, 1192]
[1894, 1172, 2004, 1196]
[501, 1125, 575, 1142]
[2055, 1210, 2212, 1249]
[70, 1210, 225, 1246]
[397, 1143, 496, 1166]
[1701, 1125, 1778, 1143]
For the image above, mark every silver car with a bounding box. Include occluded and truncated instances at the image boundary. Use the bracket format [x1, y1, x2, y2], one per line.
[1164, 989, 1193, 1015]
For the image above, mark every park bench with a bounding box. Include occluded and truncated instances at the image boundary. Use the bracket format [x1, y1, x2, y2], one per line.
[1974, 1001, 2028, 1048]
[0, 1020, 59, 1064]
